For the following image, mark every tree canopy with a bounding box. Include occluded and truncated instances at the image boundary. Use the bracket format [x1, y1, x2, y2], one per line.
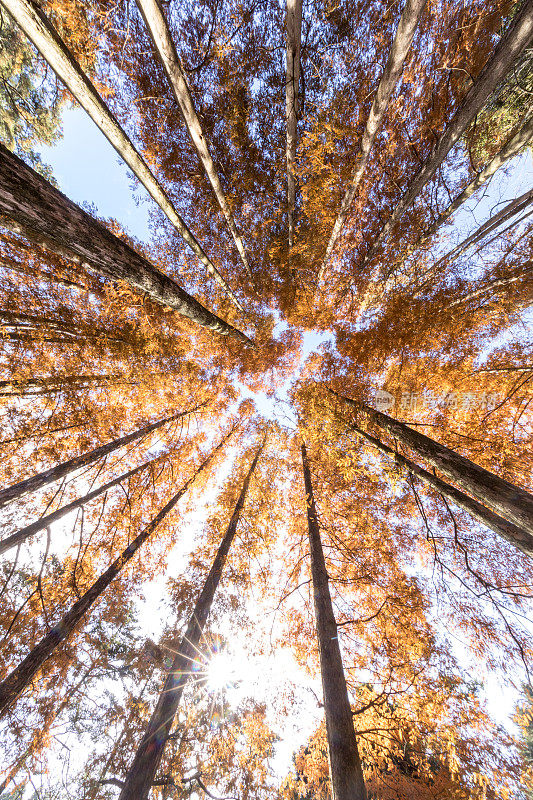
[0, 0, 532, 797]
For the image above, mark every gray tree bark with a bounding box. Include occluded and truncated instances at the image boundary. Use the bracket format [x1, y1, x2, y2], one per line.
[0, 145, 253, 345]
[117, 438, 265, 800]
[285, 0, 303, 248]
[0, 425, 236, 717]
[135, 0, 252, 278]
[301, 442, 367, 800]
[0, 0, 243, 309]
[330, 390, 533, 537]
[362, 0, 533, 267]
[316, 0, 427, 286]
[354, 425, 533, 558]
[0, 403, 207, 508]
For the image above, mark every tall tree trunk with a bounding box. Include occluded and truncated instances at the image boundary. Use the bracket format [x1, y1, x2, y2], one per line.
[301, 443, 367, 800]
[316, 0, 427, 286]
[0, 452, 166, 555]
[0, 402, 208, 508]
[118, 438, 265, 800]
[285, 0, 303, 248]
[0, 425, 236, 716]
[354, 425, 533, 557]
[135, 0, 252, 279]
[435, 187, 533, 268]
[0, 146, 253, 345]
[1, 0, 243, 309]
[329, 390, 533, 537]
[362, 0, 533, 266]
[421, 113, 533, 243]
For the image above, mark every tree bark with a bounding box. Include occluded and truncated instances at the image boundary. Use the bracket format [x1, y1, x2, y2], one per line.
[135, 0, 252, 279]
[301, 443, 367, 800]
[0, 402, 207, 508]
[285, 0, 303, 248]
[1, 0, 243, 309]
[421, 113, 533, 243]
[0, 452, 165, 555]
[0, 145, 253, 345]
[362, 0, 533, 266]
[316, 0, 427, 286]
[354, 425, 533, 558]
[118, 438, 265, 800]
[0, 425, 236, 716]
[330, 390, 533, 537]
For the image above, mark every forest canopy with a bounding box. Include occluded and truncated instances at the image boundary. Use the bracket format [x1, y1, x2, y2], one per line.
[0, 0, 532, 797]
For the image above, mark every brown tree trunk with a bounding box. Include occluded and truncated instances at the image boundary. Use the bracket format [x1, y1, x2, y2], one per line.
[0, 402, 207, 508]
[285, 0, 303, 248]
[1, 0, 243, 309]
[0, 425, 236, 716]
[301, 443, 367, 800]
[117, 438, 265, 800]
[317, 0, 427, 285]
[0, 146, 252, 344]
[0, 452, 164, 555]
[354, 425, 533, 558]
[330, 390, 533, 537]
[135, 0, 252, 279]
[363, 0, 533, 265]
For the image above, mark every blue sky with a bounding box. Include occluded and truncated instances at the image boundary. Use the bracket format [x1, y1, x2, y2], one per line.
[39, 106, 152, 243]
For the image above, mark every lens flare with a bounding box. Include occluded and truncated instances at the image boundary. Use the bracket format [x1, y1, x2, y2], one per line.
[207, 650, 239, 691]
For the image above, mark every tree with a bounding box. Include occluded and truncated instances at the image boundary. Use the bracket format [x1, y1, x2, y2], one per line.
[285, 0, 302, 248]
[2, 0, 245, 309]
[327, 389, 533, 538]
[0, 423, 237, 715]
[0, 144, 252, 343]
[117, 436, 265, 799]
[135, 0, 252, 279]
[361, 0, 533, 270]
[316, 0, 427, 287]
[301, 442, 367, 800]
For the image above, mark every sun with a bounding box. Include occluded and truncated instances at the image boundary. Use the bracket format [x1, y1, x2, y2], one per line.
[207, 650, 240, 692]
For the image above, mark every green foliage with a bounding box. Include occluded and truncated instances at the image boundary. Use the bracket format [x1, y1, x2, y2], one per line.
[0, 8, 63, 181]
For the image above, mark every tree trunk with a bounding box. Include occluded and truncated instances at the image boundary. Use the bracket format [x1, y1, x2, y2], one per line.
[317, 0, 427, 285]
[0, 425, 236, 716]
[0, 146, 252, 345]
[421, 113, 533, 243]
[330, 390, 533, 537]
[301, 443, 367, 800]
[436, 187, 533, 268]
[285, 0, 303, 248]
[117, 438, 265, 800]
[354, 425, 533, 558]
[1, 0, 243, 310]
[0, 452, 165, 555]
[135, 0, 252, 279]
[363, 0, 533, 265]
[0, 402, 207, 508]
